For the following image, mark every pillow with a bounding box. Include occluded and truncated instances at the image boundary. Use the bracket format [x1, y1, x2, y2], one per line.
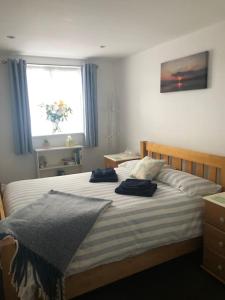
[130, 156, 165, 180]
[156, 168, 221, 197]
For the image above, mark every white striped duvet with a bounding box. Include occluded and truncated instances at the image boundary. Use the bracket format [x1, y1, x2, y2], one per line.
[4, 167, 203, 276]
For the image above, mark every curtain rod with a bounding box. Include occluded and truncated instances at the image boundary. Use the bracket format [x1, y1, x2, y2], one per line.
[27, 63, 82, 68]
[0, 59, 97, 68]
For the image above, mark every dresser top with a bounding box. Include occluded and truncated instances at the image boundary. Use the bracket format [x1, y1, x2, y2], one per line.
[203, 192, 225, 208]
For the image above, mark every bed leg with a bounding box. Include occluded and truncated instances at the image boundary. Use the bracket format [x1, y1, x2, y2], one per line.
[1, 242, 19, 300]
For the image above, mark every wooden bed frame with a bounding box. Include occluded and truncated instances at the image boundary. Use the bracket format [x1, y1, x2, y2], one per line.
[1, 140, 225, 300]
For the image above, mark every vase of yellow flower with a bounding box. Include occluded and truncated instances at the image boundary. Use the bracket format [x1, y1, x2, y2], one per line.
[41, 100, 72, 133]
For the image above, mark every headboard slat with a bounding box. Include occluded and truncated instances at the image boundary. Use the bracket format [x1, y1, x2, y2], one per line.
[155, 153, 161, 160]
[162, 155, 169, 164]
[196, 164, 204, 177]
[172, 158, 182, 170]
[208, 166, 217, 182]
[184, 161, 192, 174]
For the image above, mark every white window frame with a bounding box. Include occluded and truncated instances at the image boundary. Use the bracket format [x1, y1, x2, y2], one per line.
[27, 63, 84, 137]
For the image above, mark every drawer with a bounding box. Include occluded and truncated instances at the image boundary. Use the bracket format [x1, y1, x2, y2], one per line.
[204, 201, 225, 232]
[204, 223, 225, 257]
[203, 248, 225, 282]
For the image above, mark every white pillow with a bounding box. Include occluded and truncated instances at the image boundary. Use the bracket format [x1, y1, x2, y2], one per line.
[156, 168, 221, 197]
[130, 156, 165, 180]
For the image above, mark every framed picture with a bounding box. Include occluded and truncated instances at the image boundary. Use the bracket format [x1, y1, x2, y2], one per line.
[160, 51, 209, 93]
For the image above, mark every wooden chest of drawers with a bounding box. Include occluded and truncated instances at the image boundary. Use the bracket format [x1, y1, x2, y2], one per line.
[202, 194, 225, 284]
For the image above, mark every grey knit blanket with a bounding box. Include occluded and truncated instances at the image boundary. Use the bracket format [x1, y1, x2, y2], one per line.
[0, 190, 112, 300]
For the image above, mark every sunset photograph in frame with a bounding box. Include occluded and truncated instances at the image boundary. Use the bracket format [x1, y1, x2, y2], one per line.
[160, 51, 208, 93]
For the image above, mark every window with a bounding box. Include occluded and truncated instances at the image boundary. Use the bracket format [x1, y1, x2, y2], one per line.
[27, 64, 83, 136]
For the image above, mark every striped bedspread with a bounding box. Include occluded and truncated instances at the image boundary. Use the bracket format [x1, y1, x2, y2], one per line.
[4, 167, 203, 276]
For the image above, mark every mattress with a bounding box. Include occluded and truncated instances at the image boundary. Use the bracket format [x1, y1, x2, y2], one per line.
[4, 167, 203, 276]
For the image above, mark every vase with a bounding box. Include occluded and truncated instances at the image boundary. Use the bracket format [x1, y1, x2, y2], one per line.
[52, 121, 61, 133]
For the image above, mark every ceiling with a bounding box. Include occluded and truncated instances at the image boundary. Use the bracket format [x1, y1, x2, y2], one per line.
[0, 0, 225, 59]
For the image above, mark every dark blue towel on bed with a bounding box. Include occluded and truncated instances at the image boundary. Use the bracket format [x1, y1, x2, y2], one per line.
[115, 179, 157, 197]
[90, 168, 118, 182]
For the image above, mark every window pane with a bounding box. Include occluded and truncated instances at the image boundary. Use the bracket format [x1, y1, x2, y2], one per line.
[27, 65, 84, 136]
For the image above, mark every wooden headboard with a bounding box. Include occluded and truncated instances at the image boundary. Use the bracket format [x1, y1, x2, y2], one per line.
[140, 141, 225, 190]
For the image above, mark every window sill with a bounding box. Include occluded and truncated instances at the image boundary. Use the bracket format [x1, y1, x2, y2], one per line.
[32, 133, 85, 149]
[32, 132, 84, 139]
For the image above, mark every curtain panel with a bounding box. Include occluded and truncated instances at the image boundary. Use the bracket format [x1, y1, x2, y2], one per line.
[8, 59, 33, 154]
[81, 64, 98, 147]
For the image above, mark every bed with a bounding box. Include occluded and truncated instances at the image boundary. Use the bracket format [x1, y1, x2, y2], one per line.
[1, 141, 225, 300]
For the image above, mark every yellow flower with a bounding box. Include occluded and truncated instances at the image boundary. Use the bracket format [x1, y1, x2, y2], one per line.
[58, 100, 65, 108]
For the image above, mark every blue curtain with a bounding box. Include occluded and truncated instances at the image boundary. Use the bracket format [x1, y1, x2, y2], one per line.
[81, 64, 98, 147]
[8, 59, 33, 154]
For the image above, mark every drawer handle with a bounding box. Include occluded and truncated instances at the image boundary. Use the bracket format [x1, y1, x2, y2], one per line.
[218, 241, 224, 248]
[219, 217, 225, 224]
[217, 264, 223, 271]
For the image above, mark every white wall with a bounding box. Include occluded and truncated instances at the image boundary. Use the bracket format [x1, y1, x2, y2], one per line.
[116, 21, 225, 156]
[0, 56, 119, 183]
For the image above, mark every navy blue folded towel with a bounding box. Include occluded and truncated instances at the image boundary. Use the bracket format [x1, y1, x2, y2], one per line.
[90, 168, 118, 182]
[115, 179, 157, 197]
